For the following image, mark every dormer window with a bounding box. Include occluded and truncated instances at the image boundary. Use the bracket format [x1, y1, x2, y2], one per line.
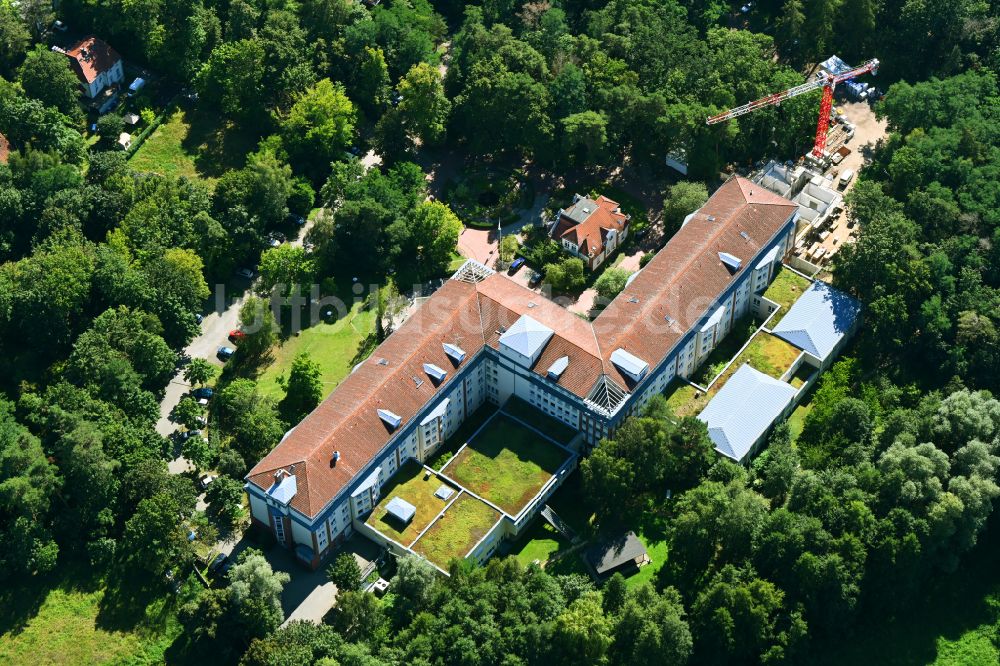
[443, 343, 466, 363]
[377, 409, 402, 429]
[423, 363, 447, 383]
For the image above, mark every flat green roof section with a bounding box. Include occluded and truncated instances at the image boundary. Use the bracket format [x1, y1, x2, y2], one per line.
[445, 415, 570, 516]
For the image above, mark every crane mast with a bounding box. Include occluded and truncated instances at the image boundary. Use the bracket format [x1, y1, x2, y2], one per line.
[706, 59, 879, 159]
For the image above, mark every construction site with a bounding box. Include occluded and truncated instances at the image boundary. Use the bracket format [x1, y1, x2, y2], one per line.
[708, 55, 888, 275]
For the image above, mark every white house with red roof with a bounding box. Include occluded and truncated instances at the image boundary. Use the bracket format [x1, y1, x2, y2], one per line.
[549, 194, 631, 270]
[59, 36, 124, 99]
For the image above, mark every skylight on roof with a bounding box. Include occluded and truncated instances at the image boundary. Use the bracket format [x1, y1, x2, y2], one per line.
[740, 231, 751, 240]
[443, 343, 466, 363]
[719, 252, 742, 273]
[377, 408, 402, 429]
[423, 363, 447, 383]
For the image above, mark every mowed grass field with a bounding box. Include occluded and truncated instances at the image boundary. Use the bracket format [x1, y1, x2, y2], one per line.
[0, 568, 192, 665]
[128, 107, 257, 186]
[367, 462, 456, 546]
[256, 303, 375, 401]
[445, 415, 569, 515]
[412, 493, 501, 569]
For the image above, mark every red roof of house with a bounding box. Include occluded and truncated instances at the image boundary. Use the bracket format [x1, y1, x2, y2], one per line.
[247, 177, 798, 519]
[0, 134, 9, 165]
[551, 194, 630, 258]
[64, 36, 121, 84]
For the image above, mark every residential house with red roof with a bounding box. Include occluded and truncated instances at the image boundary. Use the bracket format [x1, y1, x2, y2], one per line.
[246, 178, 826, 571]
[549, 193, 631, 270]
[60, 36, 124, 99]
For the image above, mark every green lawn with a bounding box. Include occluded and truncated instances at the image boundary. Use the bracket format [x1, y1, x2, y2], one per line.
[445, 415, 570, 515]
[511, 522, 566, 568]
[0, 566, 196, 665]
[128, 107, 257, 186]
[256, 302, 375, 401]
[366, 462, 456, 547]
[762, 267, 812, 327]
[787, 398, 815, 442]
[412, 493, 501, 569]
[664, 381, 709, 418]
[625, 534, 668, 590]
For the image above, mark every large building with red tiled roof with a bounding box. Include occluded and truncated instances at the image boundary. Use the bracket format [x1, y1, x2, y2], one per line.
[246, 177, 802, 569]
[59, 36, 124, 99]
[550, 193, 631, 269]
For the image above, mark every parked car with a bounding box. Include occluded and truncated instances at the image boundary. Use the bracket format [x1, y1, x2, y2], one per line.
[528, 270, 543, 288]
[199, 474, 217, 491]
[192, 387, 214, 400]
[181, 429, 203, 441]
[217, 346, 235, 360]
[508, 257, 526, 275]
[228, 329, 245, 344]
[194, 313, 203, 324]
[235, 267, 254, 279]
[52, 20, 68, 32]
[838, 168, 855, 190]
[208, 552, 227, 573]
[266, 232, 285, 248]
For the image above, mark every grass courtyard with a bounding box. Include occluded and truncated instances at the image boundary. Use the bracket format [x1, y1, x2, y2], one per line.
[444, 415, 570, 515]
[366, 462, 457, 547]
[411, 493, 501, 569]
[762, 267, 812, 327]
[665, 332, 802, 418]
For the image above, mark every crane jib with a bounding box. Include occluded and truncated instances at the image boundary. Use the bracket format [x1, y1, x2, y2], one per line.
[704, 59, 880, 126]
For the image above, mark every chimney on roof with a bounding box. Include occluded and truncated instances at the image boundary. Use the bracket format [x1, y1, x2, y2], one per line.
[331, 450, 341, 467]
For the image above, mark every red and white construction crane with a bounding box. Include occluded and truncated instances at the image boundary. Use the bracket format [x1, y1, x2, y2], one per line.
[706, 58, 879, 159]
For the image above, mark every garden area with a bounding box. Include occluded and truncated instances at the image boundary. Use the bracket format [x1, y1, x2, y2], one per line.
[128, 107, 258, 186]
[410, 493, 502, 569]
[442, 414, 571, 516]
[366, 462, 458, 547]
[762, 267, 812, 328]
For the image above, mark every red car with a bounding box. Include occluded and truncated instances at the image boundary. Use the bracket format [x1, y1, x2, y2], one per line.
[228, 329, 245, 344]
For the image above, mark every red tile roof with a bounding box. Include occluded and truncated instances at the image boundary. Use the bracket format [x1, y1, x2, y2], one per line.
[248, 177, 797, 519]
[551, 195, 630, 259]
[593, 178, 798, 387]
[64, 36, 121, 84]
[0, 133, 9, 165]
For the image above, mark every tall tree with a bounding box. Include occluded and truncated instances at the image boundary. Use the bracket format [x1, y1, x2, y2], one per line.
[18, 46, 82, 119]
[279, 352, 324, 423]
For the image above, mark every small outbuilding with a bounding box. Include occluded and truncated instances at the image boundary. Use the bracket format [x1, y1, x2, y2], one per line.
[385, 496, 416, 525]
[586, 531, 649, 578]
[118, 132, 132, 150]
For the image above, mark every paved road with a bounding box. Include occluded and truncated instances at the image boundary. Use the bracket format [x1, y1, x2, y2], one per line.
[159, 286, 248, 472]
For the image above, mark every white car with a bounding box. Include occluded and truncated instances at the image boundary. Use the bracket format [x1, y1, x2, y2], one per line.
[235, 268, 254, 279]
[838, 169, 855, 189]
[199, 475, 217, 491]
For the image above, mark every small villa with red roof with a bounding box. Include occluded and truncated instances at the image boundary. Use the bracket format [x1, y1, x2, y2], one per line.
[59, 36, 124, 99]
[549, 193, 630, 270]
